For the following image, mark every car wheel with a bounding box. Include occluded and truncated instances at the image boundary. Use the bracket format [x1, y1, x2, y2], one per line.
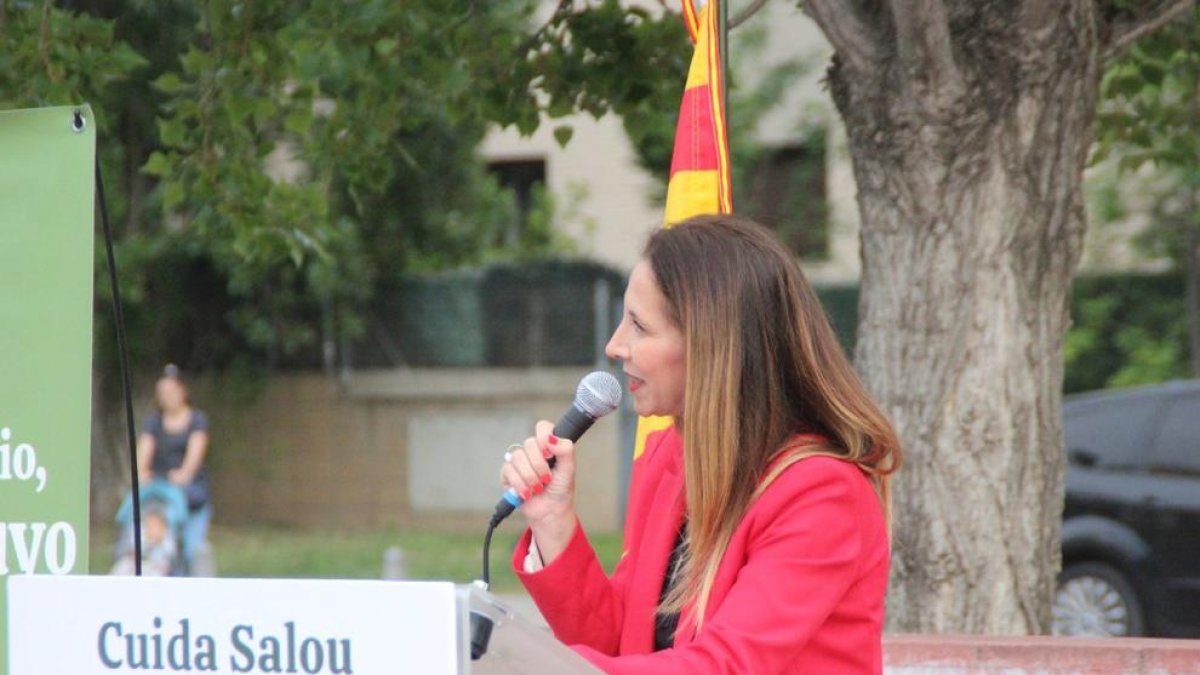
[1052, 561, 1145, 637]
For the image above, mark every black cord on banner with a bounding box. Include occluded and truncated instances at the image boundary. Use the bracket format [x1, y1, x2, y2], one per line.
[94, 138, 143, 576]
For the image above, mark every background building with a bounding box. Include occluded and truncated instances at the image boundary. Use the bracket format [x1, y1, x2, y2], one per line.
[481, 1, 864, 284]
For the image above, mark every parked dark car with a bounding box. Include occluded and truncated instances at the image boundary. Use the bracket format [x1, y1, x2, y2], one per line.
[1053, 380, 1200, 638]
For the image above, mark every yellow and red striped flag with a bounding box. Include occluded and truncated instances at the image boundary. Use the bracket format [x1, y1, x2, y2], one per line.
[634, 0, 733, 458]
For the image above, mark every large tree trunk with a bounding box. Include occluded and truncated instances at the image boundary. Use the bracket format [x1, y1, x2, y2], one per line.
[823, 3, 1099, 633]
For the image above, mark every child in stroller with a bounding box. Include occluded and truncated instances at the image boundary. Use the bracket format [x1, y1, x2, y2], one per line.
[110, 480, 188, 576]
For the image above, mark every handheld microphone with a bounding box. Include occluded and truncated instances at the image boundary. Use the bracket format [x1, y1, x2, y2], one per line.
[472, 372, 622, 657]
[490, 370, 622, 525]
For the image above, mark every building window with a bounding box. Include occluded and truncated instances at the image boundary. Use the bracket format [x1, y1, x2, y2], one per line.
[487, 158, 546, 244]
[742, 132, 828, 260]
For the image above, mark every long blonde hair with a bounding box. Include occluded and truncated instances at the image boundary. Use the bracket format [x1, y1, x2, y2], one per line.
[647, 215, 901, 629]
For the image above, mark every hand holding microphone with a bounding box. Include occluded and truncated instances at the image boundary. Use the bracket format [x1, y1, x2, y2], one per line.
[494, 371, 622, 526]
[500, 420, 576, 525]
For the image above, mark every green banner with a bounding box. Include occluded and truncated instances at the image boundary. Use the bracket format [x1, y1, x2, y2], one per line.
[0, 105, 95, 672]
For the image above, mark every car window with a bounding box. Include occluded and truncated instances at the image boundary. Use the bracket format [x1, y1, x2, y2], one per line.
[1065, 396, 1160, 469]
[1149, 395, 1200, 476]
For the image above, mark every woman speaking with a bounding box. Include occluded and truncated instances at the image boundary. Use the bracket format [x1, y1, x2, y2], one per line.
[499, 215, 901, 674]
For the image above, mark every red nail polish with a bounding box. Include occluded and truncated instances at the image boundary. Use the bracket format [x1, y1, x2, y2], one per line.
[533, 483, 543, 495]
[541, 473, 552, 485]
[521, 488, 531, 500]
[548, 435, 559, 446]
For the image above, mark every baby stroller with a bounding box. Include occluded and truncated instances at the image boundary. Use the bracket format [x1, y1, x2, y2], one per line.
[110, 480, 188, 576]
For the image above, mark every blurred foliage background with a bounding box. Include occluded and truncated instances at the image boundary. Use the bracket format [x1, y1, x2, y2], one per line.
[3, 1, 1199, 391]
[1, 0, 694, 377]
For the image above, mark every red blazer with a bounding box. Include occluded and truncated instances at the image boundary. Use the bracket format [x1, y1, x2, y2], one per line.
[513, 426, 889, 674]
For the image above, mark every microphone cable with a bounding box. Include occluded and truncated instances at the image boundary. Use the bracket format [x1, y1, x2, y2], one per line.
[470, 509, 506, 660]
[480, 510, 504, 589]
[94, 115, 143, 576]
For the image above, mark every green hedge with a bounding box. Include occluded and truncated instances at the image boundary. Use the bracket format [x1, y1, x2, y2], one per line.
[812, 284, 860, 356]
[811, 273, 1192, 395]
[1064, 272, 1189, 394]
[355, 260, 625, 367]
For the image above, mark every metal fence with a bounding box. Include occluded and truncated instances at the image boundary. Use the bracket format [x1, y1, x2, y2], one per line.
[352, 260, 626, 369]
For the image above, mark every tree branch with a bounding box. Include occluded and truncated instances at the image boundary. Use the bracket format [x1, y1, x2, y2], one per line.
[1103, 0, 1194, 62]
[731, 0, 768, 29]
[889, 0, 963, 104]
[802, 0, 881, 73]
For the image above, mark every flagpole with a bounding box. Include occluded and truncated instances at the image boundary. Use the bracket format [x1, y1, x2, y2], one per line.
[717, 0, 729, 122]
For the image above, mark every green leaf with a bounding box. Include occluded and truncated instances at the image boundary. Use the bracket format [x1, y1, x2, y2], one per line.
[553, 125, 574, 147]
[154, 72, 184, 94]
[142, 151, 172, 177]
[514, 103, 541, 136]
[375, 38, 399, 57]
[254, 98, 277, 123]
[180, 48, 214, 75]
[159, 118, 186, 147]
[163, 181, 185, 210]
[285, 110, 312, 136]
[548, 95, 575, 118]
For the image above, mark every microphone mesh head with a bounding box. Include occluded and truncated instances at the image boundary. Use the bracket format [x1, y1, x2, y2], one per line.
[576, 371, 622, 418]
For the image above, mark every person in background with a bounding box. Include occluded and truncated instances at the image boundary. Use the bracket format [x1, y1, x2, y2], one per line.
[500, 215, 902, 674]
[136, 363, 212, 575]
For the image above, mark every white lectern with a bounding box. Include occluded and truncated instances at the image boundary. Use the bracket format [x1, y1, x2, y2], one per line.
[6, 575, 599, 674]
